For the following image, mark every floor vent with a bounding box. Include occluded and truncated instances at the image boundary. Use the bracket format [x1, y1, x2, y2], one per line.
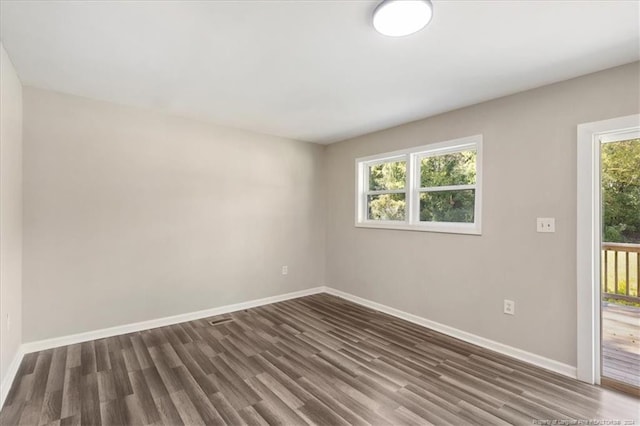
[208, 318, 233, 326]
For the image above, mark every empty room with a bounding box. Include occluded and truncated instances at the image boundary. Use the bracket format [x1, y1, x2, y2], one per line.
[1, 0, 640, 424]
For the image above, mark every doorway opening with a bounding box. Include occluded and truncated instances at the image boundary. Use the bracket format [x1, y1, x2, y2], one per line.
[576, 114, 640, 394]
[600, 133, 640, 395]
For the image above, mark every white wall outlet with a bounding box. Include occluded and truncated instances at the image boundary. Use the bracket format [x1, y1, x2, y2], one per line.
[504, 299, 515, 315]
[281, 265, 288, 275]
[536, 217, 555, 233]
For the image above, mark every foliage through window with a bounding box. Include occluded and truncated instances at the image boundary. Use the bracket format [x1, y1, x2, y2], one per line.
[418, 150, 476, 223]
[356, 135, 482, 234]
[601, 138, 640, 244]
[367, 160, 406, 221]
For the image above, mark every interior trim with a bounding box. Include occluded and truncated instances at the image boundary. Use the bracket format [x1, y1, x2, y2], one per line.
[324, 287, 577, 379]
[0, 346, 26, 409]
[576, 114, 640, 384]
[20, 287, 327, 355]
[2, 284, 580, 409]
[1, 286, 327, 408]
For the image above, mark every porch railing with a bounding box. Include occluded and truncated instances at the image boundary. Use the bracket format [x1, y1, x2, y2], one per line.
[602, 242, 640, 304]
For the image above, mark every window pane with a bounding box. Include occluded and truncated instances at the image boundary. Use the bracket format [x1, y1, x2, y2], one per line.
[369, 161, 406, 191]
[368, 193, 406, 221]
[420, 151, 476, 187]
[420, 190, 475, 223]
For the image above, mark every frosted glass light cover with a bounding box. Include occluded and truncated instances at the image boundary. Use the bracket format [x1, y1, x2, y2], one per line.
[373, 0, 433, 37]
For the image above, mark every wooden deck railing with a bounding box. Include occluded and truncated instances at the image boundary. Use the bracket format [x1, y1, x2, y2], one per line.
[602, 242, 640, 304]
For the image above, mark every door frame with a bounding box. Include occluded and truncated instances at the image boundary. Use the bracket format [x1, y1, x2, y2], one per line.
[576, 114, 640, 384]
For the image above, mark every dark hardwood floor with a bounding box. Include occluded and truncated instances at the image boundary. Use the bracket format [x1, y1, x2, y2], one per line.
[1, 293, 638, 425]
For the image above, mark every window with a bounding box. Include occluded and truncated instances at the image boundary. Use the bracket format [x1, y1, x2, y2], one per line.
[356, 135, 482, 234]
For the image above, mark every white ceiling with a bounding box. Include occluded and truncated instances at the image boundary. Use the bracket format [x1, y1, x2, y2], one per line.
[1, 1, 639, 144]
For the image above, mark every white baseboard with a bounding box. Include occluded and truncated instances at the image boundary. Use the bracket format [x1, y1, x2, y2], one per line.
[0, 286, 323, 408]
[4, 284, 576, 408]
[324, 287, 577, 379]
[21, 286, 327, 355]
[0, 346, 25, 409]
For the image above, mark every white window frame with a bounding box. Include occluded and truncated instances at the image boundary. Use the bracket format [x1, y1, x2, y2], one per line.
[355, 134, 482, 235]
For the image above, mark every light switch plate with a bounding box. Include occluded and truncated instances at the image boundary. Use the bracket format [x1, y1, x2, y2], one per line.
[537, 217, 555, 233]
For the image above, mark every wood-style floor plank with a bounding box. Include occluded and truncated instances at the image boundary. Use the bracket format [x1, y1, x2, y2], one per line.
[602, 302, 640, 389]
[2, 294, 639, 425]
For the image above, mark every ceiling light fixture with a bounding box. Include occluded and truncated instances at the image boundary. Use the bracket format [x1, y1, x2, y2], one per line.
[373, 0, 433, 37]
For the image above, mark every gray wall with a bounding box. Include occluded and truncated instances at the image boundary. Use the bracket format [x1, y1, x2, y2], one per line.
[325, 62, 640, 366]
[0, 44, 23, 387]
[22, 87, 326, 342]
[17, 60, 640, 369]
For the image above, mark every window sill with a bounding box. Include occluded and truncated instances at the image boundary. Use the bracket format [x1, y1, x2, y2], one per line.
[355, 221, 482, 235]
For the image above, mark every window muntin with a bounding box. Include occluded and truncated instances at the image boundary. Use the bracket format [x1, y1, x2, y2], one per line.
[356, 135, 482, 234]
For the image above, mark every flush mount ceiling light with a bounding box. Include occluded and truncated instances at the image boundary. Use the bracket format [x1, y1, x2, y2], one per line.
[373, 0, 433, 37]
